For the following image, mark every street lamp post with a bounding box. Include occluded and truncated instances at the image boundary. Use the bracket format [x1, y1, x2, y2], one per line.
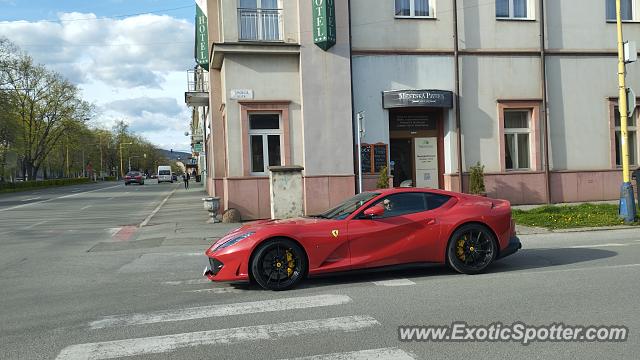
[119, 142, 133, 179]
[615, 0, 637, 222]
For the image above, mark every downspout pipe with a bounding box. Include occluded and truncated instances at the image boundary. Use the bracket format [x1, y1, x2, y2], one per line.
[540, 0, 551, 203]
[453, 0, 463, 192]
[348, 0, 359, 193]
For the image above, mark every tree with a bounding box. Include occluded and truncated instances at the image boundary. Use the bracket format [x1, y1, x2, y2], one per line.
[0, 49, 93, 180]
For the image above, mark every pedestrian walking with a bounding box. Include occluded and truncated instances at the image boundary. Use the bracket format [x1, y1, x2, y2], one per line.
[183, 173, 190, 189]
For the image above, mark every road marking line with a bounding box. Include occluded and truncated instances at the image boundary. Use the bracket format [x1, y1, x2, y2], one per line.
[81, 205, 92, 210]
[106, 197, 114, 200]
[185, 287, 244, 294]
[71, 189, 82, 193]
[0, 185, 120, 213]
[59, 316, 379, 360]
[112, 226, 137, 241]
[107, 228, 121, 236]
[139, 188, 176, 228]
[22, 220, 48, 230]
[569, 243, 634, 248]
[286, 348, 416, 360]
[373, 279, 416, 287]
[163, 279, 210, 286]
[89, 294, 352, 329]
[21, 196, 41, 202]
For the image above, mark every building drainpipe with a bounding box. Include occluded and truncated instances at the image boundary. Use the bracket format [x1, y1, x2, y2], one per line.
[348, 0, 359, 193]
[452, 0, 463, 192]
[540, 0, 551, 204]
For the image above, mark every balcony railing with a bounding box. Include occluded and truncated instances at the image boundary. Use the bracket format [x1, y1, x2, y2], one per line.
[238, 8, 283, 42]
[187, 68, 209, 92]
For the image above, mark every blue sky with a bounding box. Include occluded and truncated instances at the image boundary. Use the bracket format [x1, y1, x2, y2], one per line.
[0, 0, 198, 151]
[0, 0, 195, 23]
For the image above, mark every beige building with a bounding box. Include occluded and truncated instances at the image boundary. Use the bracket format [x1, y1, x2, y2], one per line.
[188, 0, 640, 220]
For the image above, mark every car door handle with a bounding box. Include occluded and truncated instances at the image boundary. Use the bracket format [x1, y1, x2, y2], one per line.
[425, 218, 436, 225]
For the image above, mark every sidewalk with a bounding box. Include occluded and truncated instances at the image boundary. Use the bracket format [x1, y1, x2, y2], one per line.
[135, 182, 239, 248]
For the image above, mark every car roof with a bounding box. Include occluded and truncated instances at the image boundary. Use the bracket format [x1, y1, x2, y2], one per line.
[372, 187, 462, 198]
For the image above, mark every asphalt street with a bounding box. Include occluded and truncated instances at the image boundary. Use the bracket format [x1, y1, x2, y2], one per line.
[1, 181, 639, 359]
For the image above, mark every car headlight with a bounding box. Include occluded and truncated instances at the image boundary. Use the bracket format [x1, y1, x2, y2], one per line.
[214, 232, 255, 251]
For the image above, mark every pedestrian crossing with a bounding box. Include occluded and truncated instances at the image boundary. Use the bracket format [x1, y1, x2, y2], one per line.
[55, 292, 418, 360]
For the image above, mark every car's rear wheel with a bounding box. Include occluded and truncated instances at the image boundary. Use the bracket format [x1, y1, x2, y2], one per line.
[447, 224, 497, 275]
[251, 238, 307, 291]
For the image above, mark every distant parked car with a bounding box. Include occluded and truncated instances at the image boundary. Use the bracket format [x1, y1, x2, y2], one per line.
[124, 171, 145, 185]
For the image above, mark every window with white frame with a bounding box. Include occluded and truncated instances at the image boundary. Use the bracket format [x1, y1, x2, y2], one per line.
[504, 109, 532, 170]
[606, 0, 635, 21]
[249, 113, 283, 175]
[496, 0, 533, 19]
[395, 0, 434, 18]
[614, 106, 638, 166]
[238, 0, 282, 41]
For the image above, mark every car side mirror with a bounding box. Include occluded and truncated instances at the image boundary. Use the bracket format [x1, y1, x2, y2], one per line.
[363, 205, 385, 218]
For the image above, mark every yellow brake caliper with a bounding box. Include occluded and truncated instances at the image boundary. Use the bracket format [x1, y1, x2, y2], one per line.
[285, 250, 296, 277]
[456, 237, 466, 261]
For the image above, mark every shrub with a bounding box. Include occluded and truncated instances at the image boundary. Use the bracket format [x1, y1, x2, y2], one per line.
[0, 178, 91, 192]
[376, 165, 390, 189]
[103, 176, 117, 182]
[469, 162, 486, 195]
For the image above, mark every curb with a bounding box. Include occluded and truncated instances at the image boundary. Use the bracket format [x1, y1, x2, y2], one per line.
[518, 224, 638, 235]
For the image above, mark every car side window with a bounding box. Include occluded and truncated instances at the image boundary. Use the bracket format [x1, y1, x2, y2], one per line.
[425, 193, 451, 210]
[369, 193, 428, 218]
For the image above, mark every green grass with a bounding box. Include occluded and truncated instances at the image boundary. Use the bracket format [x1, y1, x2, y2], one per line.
[512, 203, 638, 229]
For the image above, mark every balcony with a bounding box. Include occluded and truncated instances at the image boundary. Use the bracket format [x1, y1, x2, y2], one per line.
[184, 68, 209, 107]
[238, 8, 283, 42]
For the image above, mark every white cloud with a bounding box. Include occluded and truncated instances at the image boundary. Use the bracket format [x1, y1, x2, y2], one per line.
[0, 12, 196, 150]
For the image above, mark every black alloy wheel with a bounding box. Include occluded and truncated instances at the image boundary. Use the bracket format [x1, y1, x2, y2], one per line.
[447, 224, 497, 275]
[251, 238, 307, 290]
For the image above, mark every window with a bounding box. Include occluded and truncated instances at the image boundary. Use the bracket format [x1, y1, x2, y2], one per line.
[367, 192, 429, 218]
[504, 110, 531, 170]
[238, 0, 282, 41]
[424, 193, 451, 210]
[496, 0, 532, 19]
[395, 0, 434, 18]
[614, 106, 638, 166]
[248, 113, 283, 175]
[607, 0, 634, 21]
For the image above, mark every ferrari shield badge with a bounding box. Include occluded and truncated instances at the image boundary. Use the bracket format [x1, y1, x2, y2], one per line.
[331, 229, 339, 238]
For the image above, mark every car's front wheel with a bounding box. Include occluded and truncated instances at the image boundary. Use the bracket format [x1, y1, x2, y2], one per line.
[251, 238, 307, 290]
[447, 224, 497, 275]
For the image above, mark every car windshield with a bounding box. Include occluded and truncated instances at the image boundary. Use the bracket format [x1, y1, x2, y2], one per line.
[159, 170, 170, 175]
[315, 192, 380, 220]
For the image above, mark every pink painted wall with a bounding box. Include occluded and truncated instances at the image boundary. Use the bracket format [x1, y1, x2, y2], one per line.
[304, 176, 355, 215]
[445, 170, 628, 204]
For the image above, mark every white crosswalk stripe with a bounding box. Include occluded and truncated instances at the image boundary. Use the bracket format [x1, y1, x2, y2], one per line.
[89, 294, 352, 329]
[372, 279, 416, 286]
[57, 316, 380, 360]
[286, 348, 416, 360]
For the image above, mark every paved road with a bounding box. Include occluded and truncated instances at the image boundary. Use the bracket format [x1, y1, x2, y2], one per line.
[1, 182, 639, 359]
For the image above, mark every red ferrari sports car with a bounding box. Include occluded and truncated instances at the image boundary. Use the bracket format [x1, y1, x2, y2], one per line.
[204, 188, 521, 290]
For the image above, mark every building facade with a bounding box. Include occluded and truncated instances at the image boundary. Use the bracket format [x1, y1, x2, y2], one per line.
[190, 0, 640, 220]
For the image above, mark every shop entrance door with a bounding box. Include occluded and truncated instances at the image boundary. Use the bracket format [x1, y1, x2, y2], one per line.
[389, 108, 444, 189]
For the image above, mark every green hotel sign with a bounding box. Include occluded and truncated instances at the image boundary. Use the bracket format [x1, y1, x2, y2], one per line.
[312, 0, 336, 51]
[195, 3, 209, 71]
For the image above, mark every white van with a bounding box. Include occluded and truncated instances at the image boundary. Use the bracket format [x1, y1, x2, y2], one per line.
[157, 166, 173, 183]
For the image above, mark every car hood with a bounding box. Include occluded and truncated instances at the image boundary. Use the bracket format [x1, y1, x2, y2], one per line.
[209, 217, 330, 251]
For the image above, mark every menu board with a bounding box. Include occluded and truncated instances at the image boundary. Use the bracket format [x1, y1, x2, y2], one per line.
[360, 143, 387, 174]
[373, 144, 388, 173]
[360, 144, 372, 174]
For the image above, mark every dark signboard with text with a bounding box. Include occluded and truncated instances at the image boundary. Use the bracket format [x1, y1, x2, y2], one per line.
[383, 90, 453, 109]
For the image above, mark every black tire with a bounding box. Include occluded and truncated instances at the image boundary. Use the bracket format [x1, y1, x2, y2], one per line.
[251, 238, 307, 291]
[447, 223, 497, 275]
[125, 182, 129, 186]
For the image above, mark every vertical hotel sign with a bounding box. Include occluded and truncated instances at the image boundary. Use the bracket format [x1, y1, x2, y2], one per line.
[195, 0, 209, 70]
[312, 0, 336, 51]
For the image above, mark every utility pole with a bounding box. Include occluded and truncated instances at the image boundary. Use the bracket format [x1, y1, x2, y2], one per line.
[615, 0, 637, 222]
